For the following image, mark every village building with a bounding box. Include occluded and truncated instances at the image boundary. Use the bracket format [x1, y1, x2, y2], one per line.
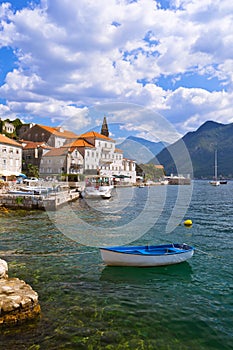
[19, 124, 79, 148]
[20, 141, 53, 173]
[0, 118, 136, 183]
[1, 121, 15, 135]
[39, 121, 136, 183]
[0, 134, 22, 178]
[39, 145, 84, 178]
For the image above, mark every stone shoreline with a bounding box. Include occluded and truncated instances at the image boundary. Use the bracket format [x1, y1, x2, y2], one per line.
[0, 259, 40, 326]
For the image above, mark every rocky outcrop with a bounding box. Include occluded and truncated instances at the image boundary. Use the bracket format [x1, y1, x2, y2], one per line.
[0, 259, 40, 325]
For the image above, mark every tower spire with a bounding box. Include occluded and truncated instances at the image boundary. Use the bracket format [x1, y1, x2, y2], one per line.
[100, 116, 109, 137]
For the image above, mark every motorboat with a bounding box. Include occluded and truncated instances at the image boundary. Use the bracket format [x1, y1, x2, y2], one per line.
[82, 175, 113, 199]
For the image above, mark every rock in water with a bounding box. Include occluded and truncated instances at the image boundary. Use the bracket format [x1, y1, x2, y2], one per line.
[0, 259, 40, 325]
[0, 258, 8, 279]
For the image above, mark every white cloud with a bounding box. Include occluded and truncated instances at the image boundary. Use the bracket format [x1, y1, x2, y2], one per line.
[0, 0, 233, 137]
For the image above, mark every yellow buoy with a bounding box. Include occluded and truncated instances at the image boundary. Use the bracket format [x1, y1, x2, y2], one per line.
[184, 219, 192, 226]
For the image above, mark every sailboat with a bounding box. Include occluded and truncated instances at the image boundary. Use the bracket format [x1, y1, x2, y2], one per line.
[209, 150, 220, 186]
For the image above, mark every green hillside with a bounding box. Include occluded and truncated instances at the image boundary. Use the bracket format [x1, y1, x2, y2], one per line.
[153, 121, 233, 179]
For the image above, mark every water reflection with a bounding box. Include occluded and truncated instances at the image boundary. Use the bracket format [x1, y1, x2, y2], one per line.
[100, 262, 193, 284]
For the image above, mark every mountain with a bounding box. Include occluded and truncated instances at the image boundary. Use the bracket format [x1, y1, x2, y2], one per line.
[153, 121, 233, 178]
[117, 136, 168, 163]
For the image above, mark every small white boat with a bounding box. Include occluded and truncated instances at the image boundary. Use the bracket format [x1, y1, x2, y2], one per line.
[138, 183, 145, 188]
[100, 243, 194, 267]
[82, 175, 113, 199]
[160, 179, 169, 185]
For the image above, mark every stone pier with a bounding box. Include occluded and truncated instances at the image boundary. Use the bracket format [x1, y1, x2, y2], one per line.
[0, 189, 80, 210]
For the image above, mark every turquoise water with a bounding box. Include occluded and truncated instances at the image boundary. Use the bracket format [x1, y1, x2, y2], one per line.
[0, 181, 232, 349]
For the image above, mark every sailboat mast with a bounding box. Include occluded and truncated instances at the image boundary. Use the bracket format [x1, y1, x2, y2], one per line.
[214, 150, 218, 180]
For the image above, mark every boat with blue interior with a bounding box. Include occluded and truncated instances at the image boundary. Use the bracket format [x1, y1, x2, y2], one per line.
[100, 243, 194, 267]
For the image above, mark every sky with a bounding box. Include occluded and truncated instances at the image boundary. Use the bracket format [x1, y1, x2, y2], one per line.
[0, 0, 233, 143]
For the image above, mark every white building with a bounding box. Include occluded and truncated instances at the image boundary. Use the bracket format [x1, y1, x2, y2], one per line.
[0, 134, 22, 178]
[39, 119, 136, 184]
[77, 131, 136, 183]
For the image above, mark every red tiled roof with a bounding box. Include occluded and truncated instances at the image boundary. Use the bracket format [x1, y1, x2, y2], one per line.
[64, 139, 95, 148]
[79, 131, 114, 141]
[0, 134, 22, 147]
[37, 125, 79, 138]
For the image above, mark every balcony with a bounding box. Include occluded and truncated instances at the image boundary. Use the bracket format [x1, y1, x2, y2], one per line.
[102, 147, 112, 152]
[100, 158, 113, 165]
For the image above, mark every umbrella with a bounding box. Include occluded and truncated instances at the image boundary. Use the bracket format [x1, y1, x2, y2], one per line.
[18, 173, 27, 178]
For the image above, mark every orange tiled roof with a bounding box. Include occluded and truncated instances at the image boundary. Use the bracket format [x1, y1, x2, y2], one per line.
[64, 139, 95, 148]
[37, 125, 79, 138]
[0, 134, 22, 147]
[79, 131, 114, 141]
[115, 148, 123, 153]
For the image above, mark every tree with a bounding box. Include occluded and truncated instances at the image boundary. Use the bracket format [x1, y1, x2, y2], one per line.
[27, 164, 39, 178]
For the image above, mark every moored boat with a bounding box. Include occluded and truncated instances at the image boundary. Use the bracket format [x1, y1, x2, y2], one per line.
[100, 243, 194, 267]
[210, 150, 220, 186]
[82, 175, 113, 199]
[220, 180, 227, 184]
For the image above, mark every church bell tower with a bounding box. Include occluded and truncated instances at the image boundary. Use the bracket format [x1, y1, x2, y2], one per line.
[100, 116, 109, 137]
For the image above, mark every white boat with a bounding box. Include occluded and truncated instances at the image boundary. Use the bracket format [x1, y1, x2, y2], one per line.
[82, 176, 113, 199]
[100, 243, 194, 267]
[160, 179, 169, 185]
[20, 186, 52, 194]
[83, 186, 112, 199]
[8, 190, 35, 195]
[210, 150, 220, 186]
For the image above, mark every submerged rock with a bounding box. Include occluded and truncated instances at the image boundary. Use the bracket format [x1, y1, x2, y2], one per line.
[0, 259, 40, 325]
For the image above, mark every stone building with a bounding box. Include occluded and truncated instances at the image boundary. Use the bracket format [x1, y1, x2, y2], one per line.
[21, 141, 52, 173]
[39, 145, 84, 178]
[20, 124, 78, 148]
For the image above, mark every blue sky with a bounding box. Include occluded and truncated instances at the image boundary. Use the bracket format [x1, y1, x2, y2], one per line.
[0, 0, 233, 143]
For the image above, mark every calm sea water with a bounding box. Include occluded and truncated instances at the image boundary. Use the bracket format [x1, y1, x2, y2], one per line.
[0, 181, 232, 350]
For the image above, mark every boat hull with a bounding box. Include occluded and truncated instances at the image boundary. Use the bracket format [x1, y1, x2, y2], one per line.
[209, 181, 220, 186]
[100, 244, 194, 267]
